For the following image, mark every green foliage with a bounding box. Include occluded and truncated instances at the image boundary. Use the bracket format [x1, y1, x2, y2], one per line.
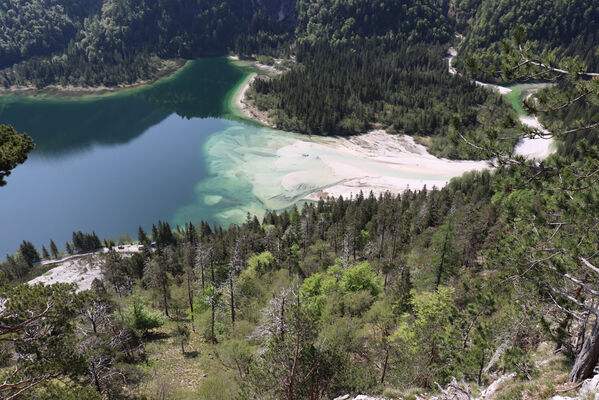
[128, 295, 165, 333]
[0, 0, 290, 88]
[19, 240, 40, 267]
[392, 287, 460, 387]
[198, 375, 238, 400]
[246, 251, 275, 276]
[340, 261, 382, 296]
[72, 230, 102, 252]
[457, 0, 599, 76]
[20, 382, 102, 400]
[0, 125, 35, 186]
[0, 0, 102, 69]
[173, 324, 191, 354]
[0, 283, 90, 398]
[250, 39, 518, 159]
[296, 0, 452, 44]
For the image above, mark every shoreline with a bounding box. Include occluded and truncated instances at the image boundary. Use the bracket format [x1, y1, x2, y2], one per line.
[229, 55, 285, 127]
[295, 130, 491, 201]
[234, 73, 275, 126]
[226, 53, 491, 202]
[0, 58, 187, 98]
[228, 50, 555, 204]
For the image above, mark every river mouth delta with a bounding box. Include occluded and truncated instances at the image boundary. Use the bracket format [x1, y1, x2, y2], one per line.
[0, 57, 545, 256]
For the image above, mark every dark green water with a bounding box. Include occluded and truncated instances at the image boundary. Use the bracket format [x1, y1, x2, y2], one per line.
[0, 58, 260, 256]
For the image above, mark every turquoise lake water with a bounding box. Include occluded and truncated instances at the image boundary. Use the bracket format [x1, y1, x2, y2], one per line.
[0, 58, 523, 257]
[0, 58, 280, 256]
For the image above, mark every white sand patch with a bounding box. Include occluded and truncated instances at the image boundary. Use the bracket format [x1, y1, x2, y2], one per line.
[275, 130, 490, 200]
[29, 256, 103, 292]
[197, 127, 490, 218]
[29, 245, 142, 292]
[445, 46, 511, 95]
[514, 115, 554, 160]
[475, 81, 513, 95]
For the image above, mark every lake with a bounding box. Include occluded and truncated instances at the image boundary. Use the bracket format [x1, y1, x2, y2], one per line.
[0, 58, 279, 256]
[0, 57, 501, 258]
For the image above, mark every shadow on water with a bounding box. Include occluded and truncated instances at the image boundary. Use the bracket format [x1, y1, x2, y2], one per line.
[0, 57, 258, 157]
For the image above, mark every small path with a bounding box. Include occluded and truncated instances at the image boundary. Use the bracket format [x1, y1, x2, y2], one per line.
[36, 244, 142, 266]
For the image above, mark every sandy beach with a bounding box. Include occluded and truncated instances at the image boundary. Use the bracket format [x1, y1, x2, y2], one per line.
[514, 115, 554, 159]
[235, 74, 274, 126]
[230, 55, 288, 126]
[292, 131, 490, 200]
[209, 48, 559, 216]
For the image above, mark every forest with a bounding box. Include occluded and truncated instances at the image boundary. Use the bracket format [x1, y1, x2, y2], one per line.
[1, 1, 599, 399]
[0, 0, 291, 88]
[455, 0, 599, 78]
[294, 0, 452, 44]
[2, 39, 599, 397]
[2, 0, 598, 89]
[0, 169, 518, 399]
[247, 39, 519, 159]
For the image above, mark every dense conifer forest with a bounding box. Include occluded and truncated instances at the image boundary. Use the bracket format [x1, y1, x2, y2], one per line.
[247, 39, 519, 159]
[0, 0, 292, 88]
[294, 0, 452, 44]
[455, 0, 599, 77]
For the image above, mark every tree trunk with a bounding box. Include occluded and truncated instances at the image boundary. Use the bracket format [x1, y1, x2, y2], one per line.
[230, 277, 235, 325]
[379, 224, 386, 259]
[91, 362, 102, 394]
[570, 320, 599, 382]
[187, 272, 195, 330]
[211, 294, 216, 345]
[435, 227, 450, 289]
[381, 347, 389, 383]
[162, 279, 169, 317]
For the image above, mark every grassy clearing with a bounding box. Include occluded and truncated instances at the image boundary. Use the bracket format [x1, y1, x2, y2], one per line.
[492, 343, 572, 400]
[130, 319, 211, 398]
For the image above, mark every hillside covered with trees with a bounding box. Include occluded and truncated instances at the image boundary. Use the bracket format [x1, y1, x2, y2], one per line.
[2, 2, 599, 399]
[454, 0, 599, 77]
[0, 0, 293, 88]
[2, 39, 599, 397]
[247, 39, 519, 159]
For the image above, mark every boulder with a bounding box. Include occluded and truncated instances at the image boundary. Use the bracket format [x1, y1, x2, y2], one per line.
[580, 374, 599, 397]
[478, 373, 516, 399]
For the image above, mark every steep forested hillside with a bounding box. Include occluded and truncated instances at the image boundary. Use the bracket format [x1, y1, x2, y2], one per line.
[456, 0, 599, 74]
[2, 0, 599, 88]
[295, 0, 452, 43]
[0, 0, 292, 88]
[0, 0, 103, 69]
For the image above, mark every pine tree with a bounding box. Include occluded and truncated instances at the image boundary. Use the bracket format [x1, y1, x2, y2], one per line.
[19, 240, 40, 266]
[49, 239, 59, 258]
[41, 245, 50, 259]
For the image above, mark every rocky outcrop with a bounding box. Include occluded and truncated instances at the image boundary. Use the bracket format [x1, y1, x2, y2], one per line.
[581, 375, 599, 397]
[252, 0, 296, 22]
[334, 373, 599, 400]
[552, 374, 599, 400]
[478, 373, 516, 399]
